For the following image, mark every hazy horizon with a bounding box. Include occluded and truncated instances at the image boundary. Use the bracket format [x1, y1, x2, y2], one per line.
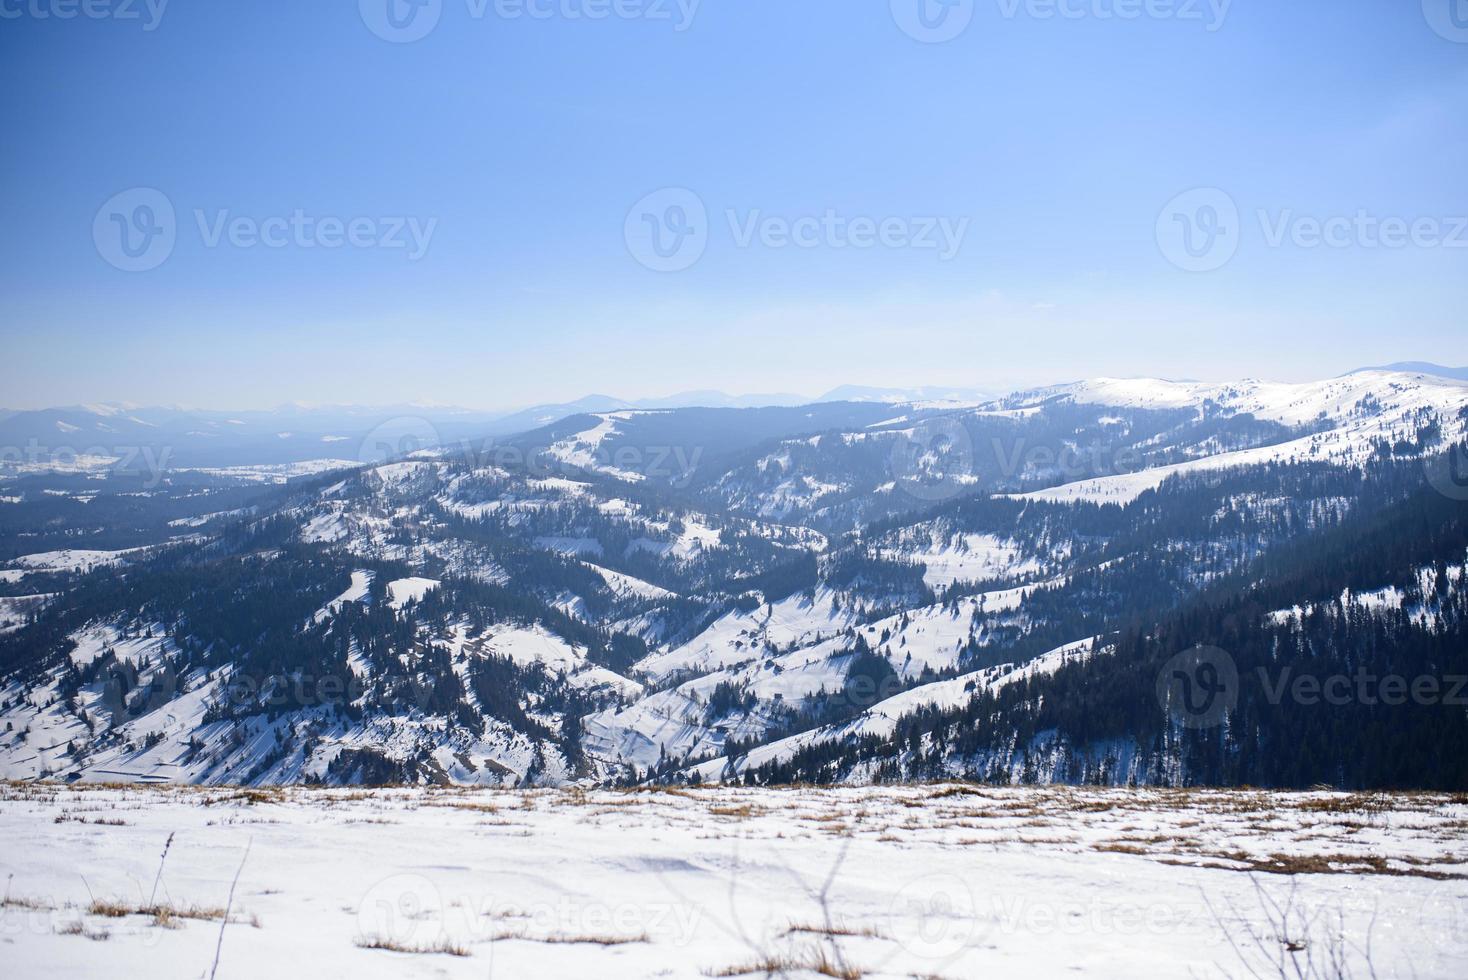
[3, 358, 1467, 415]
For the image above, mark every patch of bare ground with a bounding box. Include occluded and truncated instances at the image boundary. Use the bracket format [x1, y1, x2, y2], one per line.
[200, 788, 286, 807]
[1241, 852, 1467, 879]
[86, 898, 260, 925]
[705, 948, 863, 979]
[782, 921, 887, 941]
[423, 799, 499, 814]
[57, 920, 110, 941]
[709, 803, 762, 818]
[354, 934, 470, 956]
[486, 928, 649, 945]
[1155, 851, 1467, 879]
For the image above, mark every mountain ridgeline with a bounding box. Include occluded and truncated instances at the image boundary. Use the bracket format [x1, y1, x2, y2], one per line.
[2, 371, 1467, 790]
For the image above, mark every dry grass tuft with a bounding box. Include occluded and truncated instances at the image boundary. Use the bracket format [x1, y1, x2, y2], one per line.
[88, 898, 231, 922]
[355, 934, 471, 956]
[58, 921, 111, 941]
[782, 921, 886, 940]
[54, 813, 129, 826]
[710, 804, 756, 818]
[486, 927, 649, 945]
[706, 948, 864, 978]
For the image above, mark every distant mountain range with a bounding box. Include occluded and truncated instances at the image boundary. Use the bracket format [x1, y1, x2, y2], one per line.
[0, 386, 998, 470]
[3, 367, 1466, 790]
[1350, 362, 1468, 381]
[2, 368, 1461, 472]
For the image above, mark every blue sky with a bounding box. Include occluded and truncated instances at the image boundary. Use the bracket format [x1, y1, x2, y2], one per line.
[1, 0, 1465, 410]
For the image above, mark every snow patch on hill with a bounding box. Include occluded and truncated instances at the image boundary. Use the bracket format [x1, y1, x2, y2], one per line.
[1013, 370, 1468, 426]
[386, 577, 439, 609]
[1006, 372, 1468, 506]
[312, 570, 374, 624]
[688, 637, 1100, 783]
[545, 412, 648, 483]
[879, 531, 1042, 589]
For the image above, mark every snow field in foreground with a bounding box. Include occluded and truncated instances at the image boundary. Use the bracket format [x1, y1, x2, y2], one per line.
[2, 783, 1467, 979]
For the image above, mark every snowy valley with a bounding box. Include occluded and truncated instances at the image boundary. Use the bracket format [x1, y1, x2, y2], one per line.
[1, 369, 1467, 793]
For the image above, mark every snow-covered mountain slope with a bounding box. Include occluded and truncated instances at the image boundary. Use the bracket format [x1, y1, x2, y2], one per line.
[582, 578, 1064, 772]
[1006, 370, 1468, 426]
[685, 637, 1100, 784]
[998, 370, 1468, 505]
[874, 527, 1048, 589]
[4, 369, 1467, 791]
[0, 613, 604, 787]
[543, 412, 655, 483]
